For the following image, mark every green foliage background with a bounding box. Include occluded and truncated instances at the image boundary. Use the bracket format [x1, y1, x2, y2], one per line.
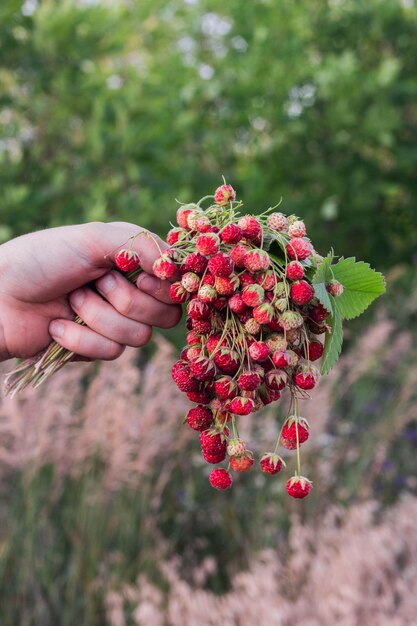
[1, 0, 416, 268]
[1, 0, 417, 624]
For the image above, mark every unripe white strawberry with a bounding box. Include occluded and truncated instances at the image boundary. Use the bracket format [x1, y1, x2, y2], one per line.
[267, 212, 288, 232]
[266, 333, 287, 352]
[279, 310, 304, 330]
[227, 439, 247, 457]
[198, 284, 217, 303]
[245, 318, 261, 335]
[288, 220, 306, 238]
[181, 272, 201, 293]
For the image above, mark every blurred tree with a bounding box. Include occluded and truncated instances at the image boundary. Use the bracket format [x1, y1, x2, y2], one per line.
[0, 0, 416, 268]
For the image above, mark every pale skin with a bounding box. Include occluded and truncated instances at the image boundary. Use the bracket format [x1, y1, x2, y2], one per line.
[0, 221, 182, 362]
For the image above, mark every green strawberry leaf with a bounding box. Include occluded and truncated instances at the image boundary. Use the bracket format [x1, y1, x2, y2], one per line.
[312, 250, 334, 315]
[321, 301, 343, 375]
[264, 232, 288, 262]
[331, 257, 386, 320]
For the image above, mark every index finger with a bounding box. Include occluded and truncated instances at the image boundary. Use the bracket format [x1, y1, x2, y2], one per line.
[135, 271, 176, 305]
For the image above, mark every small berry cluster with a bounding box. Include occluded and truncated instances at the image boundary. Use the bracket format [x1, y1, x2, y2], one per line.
[152, 184, 343, 498]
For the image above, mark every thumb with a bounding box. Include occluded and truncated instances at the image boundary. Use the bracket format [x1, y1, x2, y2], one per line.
[3, 221, 168, 301]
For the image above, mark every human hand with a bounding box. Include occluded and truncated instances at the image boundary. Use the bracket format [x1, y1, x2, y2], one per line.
[0, 222, 182, 361]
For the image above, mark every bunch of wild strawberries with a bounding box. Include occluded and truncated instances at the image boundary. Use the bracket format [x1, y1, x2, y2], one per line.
[145, 184, 342, 498]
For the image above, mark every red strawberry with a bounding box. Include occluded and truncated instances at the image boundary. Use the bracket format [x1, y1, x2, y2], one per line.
[196, 232, 220, 257]
[265, 369, 288, 391]
[166, 227, 184, 246]
[177, 205, 196, 228]
[259, 386, 281, 404]
[214, 376, 239, 400]
[290, 280, 314, 305]
[238, 371, 261, 391]
[242, 284, 265, 307]
[260, 453, 285, 475]
[307, 319, 329, 335]
[228, 293, 247, 314]
[186, 405, 214, 431]
[215, 274, 239, 296]
[293, 365, 319, 390]
[253, 303, 275, 325]
[187, 299, 210, 320]
[256, 270, 277, 291]
[115, 249, 141, 273]
[286, 475, 312, 499]
[186, 389, 212, 404]
[209, 468, 233, 489]
[286, 261, 304, 281]
[208, 253, 234, 277]
[281, 416, 310, 449]
[213, 297, 228, 310]
[308, 302, 330, 323]
[214, 184, 236, 205]
[229, 396, 255, 415]
[304, 340, 324, 361]
[186, 345, 202, 361]
[240, 272, 256, 287]
[230, 451, 254, 473]
[186, 330, 201, 346]
[201, 273, 215, 286]
[206, 334, 228, 354]
[268, 318, 285, 332]
[249, 341, 270, 362]
[230, 244, 249, 268]
[272, 349, 299, 368]
[170, 282, 189, 304]
[153, 254, 177, 280]
[220, 223, 242, 244]
[286, 238, 313, 261]
[171, 361, 200, 392]
[184, 252, 208, 274]
[189, 356, 216, 381]
[199, 429, 228, 456]
[192, 319, 212, 334]
[203, 451, 226, 464]
[214, 348, 240, 374]
[238, 215, 262, 242]
[243, 249, 270, 273]
[195, 215, 212, 233]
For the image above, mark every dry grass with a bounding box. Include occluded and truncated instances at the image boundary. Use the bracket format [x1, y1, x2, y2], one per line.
[1, 312, 416, 626]
[103, 495, 417, 626]
[0, 337, 190, 490]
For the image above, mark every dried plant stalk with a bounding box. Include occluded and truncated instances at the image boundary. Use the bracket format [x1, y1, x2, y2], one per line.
[3, 267, 142, 398]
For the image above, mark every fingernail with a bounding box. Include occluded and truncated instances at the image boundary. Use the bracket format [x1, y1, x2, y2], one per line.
[97, 272, 116, 295]
[137, 274, 161, 293]
[50, 321, 64, 338]
[70, 288, 85, 308]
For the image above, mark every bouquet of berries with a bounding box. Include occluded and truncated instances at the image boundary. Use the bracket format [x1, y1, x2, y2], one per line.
[153, 183, 385, 496]
[4, 182, 385, 498]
